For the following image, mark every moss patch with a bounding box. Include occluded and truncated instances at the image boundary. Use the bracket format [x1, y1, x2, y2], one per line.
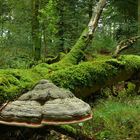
[0, 69, 44, 103]
[60, 28, 89, 65]
[118, 55, 140, 70]
[48, 55, 140, 97]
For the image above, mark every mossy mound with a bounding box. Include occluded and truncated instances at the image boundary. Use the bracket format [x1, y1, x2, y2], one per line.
[48, 61, 117, 90]
[118, 55, 140, 70]
[0, 69, 43, 103]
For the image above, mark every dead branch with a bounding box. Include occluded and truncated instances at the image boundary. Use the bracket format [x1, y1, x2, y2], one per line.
[113, 36, 140, 58]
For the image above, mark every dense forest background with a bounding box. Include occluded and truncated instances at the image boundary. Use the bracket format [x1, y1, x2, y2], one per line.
[0, 0, 139, 68]
[0, 0, 140, 140]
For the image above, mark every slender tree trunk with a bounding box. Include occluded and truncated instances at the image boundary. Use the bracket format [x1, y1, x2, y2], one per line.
[60, 0, 107, 65]
[88, 0, 94, 19]
[56, 1, 65, 53]
[32, 0, 41, 61]
[42, 23, 48, 57]
[138, 0, 140, 36]
[0, 0, 4, 46]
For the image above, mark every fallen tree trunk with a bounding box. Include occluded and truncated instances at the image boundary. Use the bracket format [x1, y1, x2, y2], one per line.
[0, 55, 140, 103]
[48, 55, 140, 97]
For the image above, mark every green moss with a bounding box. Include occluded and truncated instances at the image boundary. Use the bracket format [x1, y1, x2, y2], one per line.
[48, 60, 119, 91]
[0, 55, 140, 103]
[0, 69, 45, 103]
[105, 59, 125, 68]
[60, 28, 88, 65]
[48, 55, 140, 94]
[32, 63, 50, 76]
[118, 55, 140, 70]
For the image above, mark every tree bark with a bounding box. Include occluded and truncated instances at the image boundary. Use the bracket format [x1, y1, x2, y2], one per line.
[32, 0, 41, 61]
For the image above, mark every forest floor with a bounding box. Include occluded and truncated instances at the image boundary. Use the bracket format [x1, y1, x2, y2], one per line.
[41, 93, 140, 140]
[0, 47, 140, 140]
[52, 94, 140, 140]
[0, 90, 139, 140]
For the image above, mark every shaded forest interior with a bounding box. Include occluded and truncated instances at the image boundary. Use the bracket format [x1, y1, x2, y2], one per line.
[0, 0, 140, 140]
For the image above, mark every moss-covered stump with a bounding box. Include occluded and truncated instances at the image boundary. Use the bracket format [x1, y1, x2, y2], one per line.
[0, 55, 140, 103]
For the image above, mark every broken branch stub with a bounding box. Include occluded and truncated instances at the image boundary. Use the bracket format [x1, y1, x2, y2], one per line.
[0, 80, 92, 128]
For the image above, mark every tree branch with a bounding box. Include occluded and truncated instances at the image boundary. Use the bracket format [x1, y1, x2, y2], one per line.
[113, 36, 140, 58]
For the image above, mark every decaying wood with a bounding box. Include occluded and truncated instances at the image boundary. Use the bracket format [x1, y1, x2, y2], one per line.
[113, 36, 140, 58]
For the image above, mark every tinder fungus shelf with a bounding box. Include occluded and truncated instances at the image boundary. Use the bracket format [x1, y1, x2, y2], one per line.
[0, 80, 92, 127]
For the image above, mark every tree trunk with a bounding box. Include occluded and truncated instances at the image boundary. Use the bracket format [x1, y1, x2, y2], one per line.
[0, 55, 140, 103]
[56, 1, 65, 53]
[0, 0, 4, 46]
[48, 55, 140, 98]
[138, 0, 140, 36]
[32, 0, 41, 61]
[60, 0, 106, 65]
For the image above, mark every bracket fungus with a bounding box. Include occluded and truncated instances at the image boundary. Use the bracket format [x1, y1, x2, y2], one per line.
[0, 80, 92, 128]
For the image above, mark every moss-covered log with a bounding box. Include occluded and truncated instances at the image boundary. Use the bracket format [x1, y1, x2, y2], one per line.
[49, 55, 140, 97]
[0, 55, 140, 103]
